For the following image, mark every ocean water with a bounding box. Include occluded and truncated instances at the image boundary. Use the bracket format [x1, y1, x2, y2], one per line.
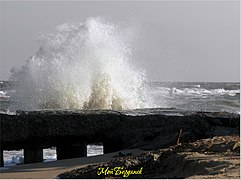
[1, 81, 240, 114]
[149, 82, 240, 114]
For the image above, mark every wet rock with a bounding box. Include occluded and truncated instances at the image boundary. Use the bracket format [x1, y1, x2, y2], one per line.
[0, 109, 239, 152]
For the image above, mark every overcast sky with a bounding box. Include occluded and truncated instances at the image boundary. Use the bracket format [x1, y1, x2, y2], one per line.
[0, 0, 240, 82]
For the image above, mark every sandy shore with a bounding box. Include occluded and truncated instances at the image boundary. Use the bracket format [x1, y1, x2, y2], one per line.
[0, 149, 144, 179]
[58, 135, 240, 179]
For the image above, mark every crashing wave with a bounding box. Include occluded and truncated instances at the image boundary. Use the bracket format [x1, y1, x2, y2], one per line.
[10, 17, 150, 111]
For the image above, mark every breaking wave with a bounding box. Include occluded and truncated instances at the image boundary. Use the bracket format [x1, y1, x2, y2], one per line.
[10, 17, 150, 111]
[153, 87, 240, 97]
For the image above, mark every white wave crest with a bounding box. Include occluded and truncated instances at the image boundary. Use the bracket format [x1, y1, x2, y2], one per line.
[171, 88, 240, 96]
[10, 17, 150, 111]
[152, 87, 240, 97]
[0, 91, 10, 99]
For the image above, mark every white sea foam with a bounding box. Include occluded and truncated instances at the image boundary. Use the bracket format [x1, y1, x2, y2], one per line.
[10, 17, 150, 111]
[3, 150, 24, 167]
[87, 144, 103, 157]
[152, 87, 240, 97]
[3, 148, 57, 167]
[0, 91, 10, 99]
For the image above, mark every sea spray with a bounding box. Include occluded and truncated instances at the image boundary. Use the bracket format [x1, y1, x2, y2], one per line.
[10, 17, 150, 111]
